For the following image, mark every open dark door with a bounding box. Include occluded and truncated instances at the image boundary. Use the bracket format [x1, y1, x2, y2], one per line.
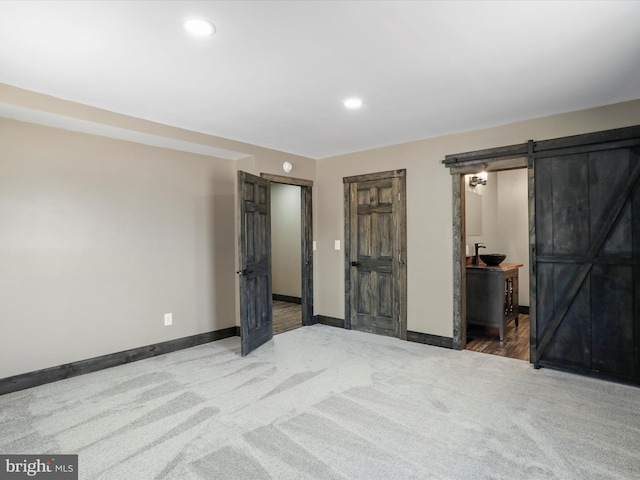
[238, 171, 272, 356]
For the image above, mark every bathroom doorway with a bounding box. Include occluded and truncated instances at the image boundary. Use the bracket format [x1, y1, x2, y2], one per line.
[462, 167, 530, 361]
[463, 168, 530, 361]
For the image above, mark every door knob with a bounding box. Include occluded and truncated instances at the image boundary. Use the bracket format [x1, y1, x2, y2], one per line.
[351, 261, 359, 267]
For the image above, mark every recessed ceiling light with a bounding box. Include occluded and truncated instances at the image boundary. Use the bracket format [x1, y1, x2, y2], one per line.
[343, 97, 363, 109]
[184, 18, 216, 37]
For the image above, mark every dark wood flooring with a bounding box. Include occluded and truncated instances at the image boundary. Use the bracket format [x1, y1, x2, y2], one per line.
[273, 300, 302, 335]
[274, 300, 529, 361]
[465, 314, 530, 362]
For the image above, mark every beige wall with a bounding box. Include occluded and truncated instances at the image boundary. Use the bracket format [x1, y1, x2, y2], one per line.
[271, 183, 302, 297]
[2, 84, 640, 378]
[0, 118, 239, 378]
[314, 99, 640, 337]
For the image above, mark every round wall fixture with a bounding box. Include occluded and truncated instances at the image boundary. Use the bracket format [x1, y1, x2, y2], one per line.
[282, 161, 293, 173]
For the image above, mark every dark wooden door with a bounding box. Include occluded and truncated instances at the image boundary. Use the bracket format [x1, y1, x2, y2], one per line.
[344, 170, 407, 339]
[238, 171, 272, 356]
[534, 147, 640, 383]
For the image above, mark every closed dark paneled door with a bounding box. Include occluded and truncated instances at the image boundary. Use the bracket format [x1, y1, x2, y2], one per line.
[344, 170, 407, 339]
[238, 171, 272, 356]
[534, 147, 640, 382]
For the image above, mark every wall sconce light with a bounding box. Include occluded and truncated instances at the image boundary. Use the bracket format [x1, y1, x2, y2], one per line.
[469, 172, 487, 187]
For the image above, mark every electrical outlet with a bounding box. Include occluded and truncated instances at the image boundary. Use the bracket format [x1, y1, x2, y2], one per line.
[164, 313, 172, 326]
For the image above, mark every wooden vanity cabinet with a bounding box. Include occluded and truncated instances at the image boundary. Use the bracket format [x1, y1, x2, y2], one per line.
[466, 263, 522, 341]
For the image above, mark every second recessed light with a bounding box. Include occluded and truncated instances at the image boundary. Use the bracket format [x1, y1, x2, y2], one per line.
[344, 97, 363, 109]
[184, 18, 216, 37]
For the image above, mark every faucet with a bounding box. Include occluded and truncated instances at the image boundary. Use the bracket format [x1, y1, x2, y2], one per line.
[474, 242, 486, 265]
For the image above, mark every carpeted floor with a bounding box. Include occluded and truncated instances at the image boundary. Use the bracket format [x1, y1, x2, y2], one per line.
[1, 324, 639, 479]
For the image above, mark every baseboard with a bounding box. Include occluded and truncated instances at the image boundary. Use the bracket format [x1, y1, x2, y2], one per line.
[235, 326, 241, 336]
[407, 331, 454, 349]
[0, 326, 237, 396]
[273, 294, 302, 304]
[315, 315, 345, 328]
[519, 306, 530, 314]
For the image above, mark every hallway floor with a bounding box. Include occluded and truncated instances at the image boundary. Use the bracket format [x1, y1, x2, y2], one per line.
[466, 314, 530, 362]
[272, 300, 302, 335]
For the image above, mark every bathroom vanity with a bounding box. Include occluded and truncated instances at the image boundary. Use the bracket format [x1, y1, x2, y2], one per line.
[466, 262, 523, 341]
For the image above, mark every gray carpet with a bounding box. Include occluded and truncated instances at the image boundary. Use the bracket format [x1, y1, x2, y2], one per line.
[1, 324, 639, 479]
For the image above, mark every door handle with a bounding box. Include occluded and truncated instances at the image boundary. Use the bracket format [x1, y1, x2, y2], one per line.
[530, 245, 536, 275]
[236, 269, 253, 276]
[351, 261, 359, 267]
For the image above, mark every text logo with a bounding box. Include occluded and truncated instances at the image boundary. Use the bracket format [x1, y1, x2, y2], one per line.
[0, 455, 77, 479]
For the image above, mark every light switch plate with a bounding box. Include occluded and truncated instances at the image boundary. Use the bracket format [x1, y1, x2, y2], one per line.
[164, 313, 172, 326]
[313, 241, 317, 251]
[334, 240, 340, 250]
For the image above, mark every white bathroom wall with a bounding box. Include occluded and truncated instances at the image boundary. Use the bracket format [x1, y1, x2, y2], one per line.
[465, 170, 529, 307]
[495, 169, 530, 307]
[271, 183, 302, 298]
[465, 172, 499, 256]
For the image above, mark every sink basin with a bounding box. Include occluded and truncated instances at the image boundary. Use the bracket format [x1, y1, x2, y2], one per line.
[480, 253, 506, 266]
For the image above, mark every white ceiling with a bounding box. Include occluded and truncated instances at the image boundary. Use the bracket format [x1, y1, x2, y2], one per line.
[1, 1, 639, 159]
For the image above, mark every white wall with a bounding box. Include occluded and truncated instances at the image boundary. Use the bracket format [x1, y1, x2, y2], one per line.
[495, 169, 530, 306]
[271, 183, 302, 298]
[466, 172, 499, 256]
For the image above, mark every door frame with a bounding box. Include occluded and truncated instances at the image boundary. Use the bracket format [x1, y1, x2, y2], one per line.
[447, 157, 530, 353]
[261, 173, 314, 327]
[343, 169, 407, 339]
[443, 125, 640, 360]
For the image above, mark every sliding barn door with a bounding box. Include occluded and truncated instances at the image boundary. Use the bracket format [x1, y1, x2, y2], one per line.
[237, 171, 272, 356]
[534, 147, 640, 383]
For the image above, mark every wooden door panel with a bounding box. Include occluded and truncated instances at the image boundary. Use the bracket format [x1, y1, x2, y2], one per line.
[378, 186, 393, 205]
[355, 315, 395, 336]
[377, 212, 393, 258]
[357, 214, 372, 258]
[357, 271, 372, 315]
[534, 146, 640, 382]
[549, 265, 591, 370]
[535, 157, 554, 257]
[601, 203, 632, 256]
[635, 266, 640, 378]
[591, 265, 634, 376]
[589, 150, 631, 252]
[238, 171, 272, 356]
[551, 154, 590, 256]
[345, 170, 406, 340]
[378, 272, 393, 318]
